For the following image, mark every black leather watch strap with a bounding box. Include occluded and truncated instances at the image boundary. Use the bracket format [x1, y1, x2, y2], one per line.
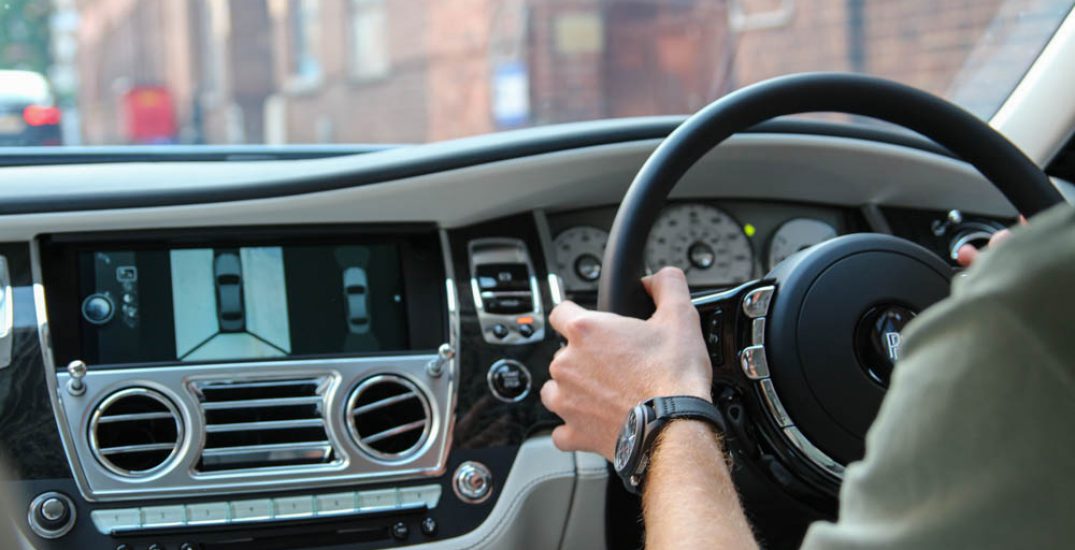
[651, 396, 726, 434]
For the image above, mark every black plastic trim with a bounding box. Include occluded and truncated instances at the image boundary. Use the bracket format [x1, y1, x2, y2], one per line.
[0, 144, 396, 166]
[0, 117, 954, 215]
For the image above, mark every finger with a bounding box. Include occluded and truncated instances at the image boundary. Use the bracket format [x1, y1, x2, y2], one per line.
[988, 228, 1012, 248]
[1018, 215, 1028, 226]
[548, 300, 588, 338]
[956, 244, 979, 267]
[551, 425, 578, 452]
[643, 267, 692, 313]
[540, 379, 561, 412]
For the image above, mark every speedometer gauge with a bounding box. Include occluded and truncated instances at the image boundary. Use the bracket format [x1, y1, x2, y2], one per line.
[553, 226, 609, 291]
[645, 203, 754, 287]
[768, 218, 838, 270]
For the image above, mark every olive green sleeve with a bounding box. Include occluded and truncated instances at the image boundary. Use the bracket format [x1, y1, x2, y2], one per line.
[801, 204, 1075, 550]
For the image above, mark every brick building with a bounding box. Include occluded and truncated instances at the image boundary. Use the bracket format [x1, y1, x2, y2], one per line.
[72, 0, 1069, 145]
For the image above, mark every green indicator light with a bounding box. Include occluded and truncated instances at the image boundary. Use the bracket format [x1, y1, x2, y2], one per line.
[744, 223, 756, 237]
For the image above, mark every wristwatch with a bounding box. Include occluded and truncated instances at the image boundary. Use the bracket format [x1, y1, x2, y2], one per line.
[613, 395, 726, 494]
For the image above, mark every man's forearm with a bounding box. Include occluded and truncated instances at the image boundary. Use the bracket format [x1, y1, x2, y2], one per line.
[643, 420, 758, 550]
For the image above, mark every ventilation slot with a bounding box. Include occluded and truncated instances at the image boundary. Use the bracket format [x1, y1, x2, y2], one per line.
[347, 375, 432, 461]
[90, 388, 182, 477]
[194, 377, 335, 472]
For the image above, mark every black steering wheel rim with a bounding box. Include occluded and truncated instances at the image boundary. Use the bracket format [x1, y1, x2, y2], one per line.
[598, 72, 1063, 318]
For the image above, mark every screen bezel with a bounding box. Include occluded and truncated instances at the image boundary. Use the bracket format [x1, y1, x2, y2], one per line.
[40, 224, 447, 369]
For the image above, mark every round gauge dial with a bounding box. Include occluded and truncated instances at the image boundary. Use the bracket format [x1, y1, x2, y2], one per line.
[768, 218, 838, 270]
[645, 204, 754, 287]
[553, 226, 610, 291]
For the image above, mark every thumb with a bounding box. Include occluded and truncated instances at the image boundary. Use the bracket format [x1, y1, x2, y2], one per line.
[642, 267, 693, 315]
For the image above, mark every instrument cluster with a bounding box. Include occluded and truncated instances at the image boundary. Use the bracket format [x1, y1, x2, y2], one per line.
[548, 201, 852, 294]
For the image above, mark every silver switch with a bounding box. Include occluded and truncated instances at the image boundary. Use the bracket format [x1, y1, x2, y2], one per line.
[453, 461, 492, 503]
[40, 498, 65, 521]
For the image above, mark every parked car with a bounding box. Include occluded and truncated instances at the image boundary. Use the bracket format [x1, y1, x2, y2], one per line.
[0, 70, 61, 146]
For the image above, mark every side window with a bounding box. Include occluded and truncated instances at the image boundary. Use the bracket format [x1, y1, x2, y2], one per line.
[349, 0, 390, 80]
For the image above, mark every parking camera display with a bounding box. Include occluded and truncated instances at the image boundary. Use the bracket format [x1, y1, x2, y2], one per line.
[77, 243, 408, 365]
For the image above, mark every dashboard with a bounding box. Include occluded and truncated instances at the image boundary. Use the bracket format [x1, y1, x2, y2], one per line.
[0, 118, 1054, 550]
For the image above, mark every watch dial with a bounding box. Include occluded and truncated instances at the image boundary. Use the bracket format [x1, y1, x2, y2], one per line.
[614, 407, 639, 473]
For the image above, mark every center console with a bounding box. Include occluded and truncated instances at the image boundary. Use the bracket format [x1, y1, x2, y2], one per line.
[4, 215, 568, 550]
[31, 225, 467, 545]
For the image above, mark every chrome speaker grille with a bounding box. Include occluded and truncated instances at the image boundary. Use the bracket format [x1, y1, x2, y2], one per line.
[193, 377, 336, 472]
[89, 388, 182, 477]
[347, 375, 432, 461]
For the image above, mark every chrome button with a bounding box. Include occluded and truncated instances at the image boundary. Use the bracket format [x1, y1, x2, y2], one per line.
[454, 461, 493, 503]
[742, 286, 775, 318]
[739, 345, 770, 379]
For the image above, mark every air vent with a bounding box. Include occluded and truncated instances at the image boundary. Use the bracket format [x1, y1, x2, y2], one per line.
[89, 388, 182, 477]
[347, 375, 432, 461]
[193, 377, 335, 472]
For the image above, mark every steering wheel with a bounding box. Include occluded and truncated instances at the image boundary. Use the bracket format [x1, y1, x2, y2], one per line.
[597, 73, 1064, 499]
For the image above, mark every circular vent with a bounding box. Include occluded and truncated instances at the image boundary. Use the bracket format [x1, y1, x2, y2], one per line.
[89, 388, 183, 477]
[346, 375, 432, 461]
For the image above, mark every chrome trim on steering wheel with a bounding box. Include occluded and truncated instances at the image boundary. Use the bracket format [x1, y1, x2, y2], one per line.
[734, 285, 847, 481]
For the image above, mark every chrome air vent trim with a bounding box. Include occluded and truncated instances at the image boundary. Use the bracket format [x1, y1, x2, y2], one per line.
[192, 376, 338, 473]
[346, 375, 432, 462]
[88, 388, 183, 477]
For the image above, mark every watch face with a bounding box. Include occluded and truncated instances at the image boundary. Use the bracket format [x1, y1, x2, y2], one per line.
[614, 406, 642, 473]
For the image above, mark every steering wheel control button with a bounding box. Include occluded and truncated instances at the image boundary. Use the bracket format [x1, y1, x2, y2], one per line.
[738, 345, 770, 380]
[855, 305, 915, 386]
[453, 461, 493, 503]
[487, 359, 532, 402]
[751, 318, 766, 346]
[82, 293, 115, 325]
[420, 516, 438, 536]
[705, 309, 724, 366]
[28, 492, 77, 539]
[491, 323, 510, 339]
[741, 286, 775, 318]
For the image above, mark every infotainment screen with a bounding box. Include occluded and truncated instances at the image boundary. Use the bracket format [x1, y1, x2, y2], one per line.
[72, 243, 410, 365]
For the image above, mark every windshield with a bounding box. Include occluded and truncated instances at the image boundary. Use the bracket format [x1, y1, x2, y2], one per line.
[2, 0, 1071, 146]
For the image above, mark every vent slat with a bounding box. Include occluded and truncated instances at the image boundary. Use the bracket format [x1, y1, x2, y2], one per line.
[97, 412, 175, 424]
[194, 377, 335, 473]
[201, 396, 323, 410]
[360, 419, 428, 445]
[351, 391, 418, 416]
[205, 418, 324, 433]
[99, 443, 178, 456]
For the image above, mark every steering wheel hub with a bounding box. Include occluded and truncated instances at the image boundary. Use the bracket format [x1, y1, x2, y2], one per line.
[765, 234, 951, 466]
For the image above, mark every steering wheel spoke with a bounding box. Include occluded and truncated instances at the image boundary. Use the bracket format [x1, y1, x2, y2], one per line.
[691, 281, 773, 378]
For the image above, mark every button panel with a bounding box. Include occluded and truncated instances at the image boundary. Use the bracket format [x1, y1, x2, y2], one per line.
[89, 484, 442, 535]
[468, 239, 546, 345]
